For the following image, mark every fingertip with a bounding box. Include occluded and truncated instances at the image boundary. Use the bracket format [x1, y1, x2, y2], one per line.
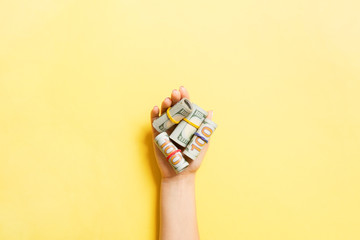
[207, 110, 213, 119]
[161, 97, 172, 114]
[151, 106, 159, 120]
[171, 89, 181, 104]
[179, 86, 190, 99]
[164, 97, 172, 105]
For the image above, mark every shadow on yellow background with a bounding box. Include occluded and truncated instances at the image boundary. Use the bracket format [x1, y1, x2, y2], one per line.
[1, 0, 360, 239]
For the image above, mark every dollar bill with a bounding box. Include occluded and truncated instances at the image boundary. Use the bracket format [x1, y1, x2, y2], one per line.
[152, 98, 193, 132]
[183, 118, 217, 160]
[154, 132, 189, 173]
[170, 104, 208, 147]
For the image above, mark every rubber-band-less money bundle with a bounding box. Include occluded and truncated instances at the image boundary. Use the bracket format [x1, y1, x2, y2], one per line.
[153, 98, 217, 174]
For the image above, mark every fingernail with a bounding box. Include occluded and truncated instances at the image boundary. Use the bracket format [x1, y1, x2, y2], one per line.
[180, 86, 184, 89]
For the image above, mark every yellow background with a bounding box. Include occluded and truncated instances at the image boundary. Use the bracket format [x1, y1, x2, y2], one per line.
[1, 0, 359, 239]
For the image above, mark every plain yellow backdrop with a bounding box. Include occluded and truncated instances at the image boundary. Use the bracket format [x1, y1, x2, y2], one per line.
[1, 0, 359, 239]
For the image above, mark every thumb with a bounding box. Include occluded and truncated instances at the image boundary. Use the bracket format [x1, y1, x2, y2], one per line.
[207, 110, 213, 120]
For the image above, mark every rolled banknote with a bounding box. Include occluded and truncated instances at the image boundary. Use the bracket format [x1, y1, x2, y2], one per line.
[183, 118, 217, 160]
[152, 98, 193, 133]
[170, 104, 208, 147]
[154, 132, 189, 173]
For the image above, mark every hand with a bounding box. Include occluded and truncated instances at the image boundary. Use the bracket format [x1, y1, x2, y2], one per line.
[150, 86, 213, 180]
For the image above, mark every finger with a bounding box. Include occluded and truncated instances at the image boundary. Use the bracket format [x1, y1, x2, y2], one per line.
[170, 89, 181, 105]
[160, 97, 172, 115]
[206, 110, 213, 120]
[179, 86, 190, 100]
[150, 106, 160, 136]
[150, 106, 159, 122]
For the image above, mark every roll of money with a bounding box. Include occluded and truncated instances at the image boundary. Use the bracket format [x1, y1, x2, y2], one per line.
[170, 104, 208, 147]
[152, 98, 193, 133]
[154, 132, 189, 173]
[183, 118, 217, 160]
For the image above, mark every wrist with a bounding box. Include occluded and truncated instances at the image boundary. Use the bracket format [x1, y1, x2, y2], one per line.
[161, 172, 196, 186]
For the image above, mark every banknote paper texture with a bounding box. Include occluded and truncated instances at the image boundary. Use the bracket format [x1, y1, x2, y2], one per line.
[183, 118, 217, 160]
[170, 104, 208, 147]
[152, 98, 192, 132]
[155, 132, 189, 173]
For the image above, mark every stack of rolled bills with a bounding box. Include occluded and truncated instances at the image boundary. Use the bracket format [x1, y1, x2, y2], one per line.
[152, 98, 217, 174]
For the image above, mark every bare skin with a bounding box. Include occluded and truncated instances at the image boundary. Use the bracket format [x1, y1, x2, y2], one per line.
[150, 86, 213, 240]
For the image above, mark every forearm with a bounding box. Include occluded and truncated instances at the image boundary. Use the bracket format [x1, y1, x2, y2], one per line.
[160, 174, 199, 240]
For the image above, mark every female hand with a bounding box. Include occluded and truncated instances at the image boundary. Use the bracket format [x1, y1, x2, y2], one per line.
[150, 86, 213, 179]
